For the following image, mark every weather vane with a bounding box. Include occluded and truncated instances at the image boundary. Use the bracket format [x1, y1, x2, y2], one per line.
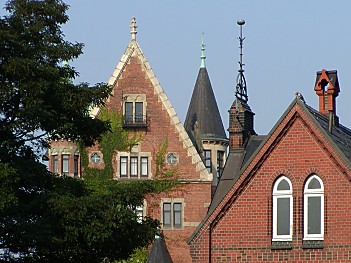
[235, 19, 248, 102]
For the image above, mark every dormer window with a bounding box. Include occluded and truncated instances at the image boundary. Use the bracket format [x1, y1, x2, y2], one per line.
[123, 94, 147, 127]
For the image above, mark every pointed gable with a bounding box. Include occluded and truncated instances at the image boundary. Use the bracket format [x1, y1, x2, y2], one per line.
[90, 19, 210, 181]
[189, 95, 351, 244]
[184, 67, 227, 142]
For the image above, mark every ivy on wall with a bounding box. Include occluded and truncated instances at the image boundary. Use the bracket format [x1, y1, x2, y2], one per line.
[79, 108, 140, 179]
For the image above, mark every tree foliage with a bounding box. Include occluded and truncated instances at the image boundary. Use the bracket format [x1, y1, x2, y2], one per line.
[0, 0, 177, 262]
[0, 0, 112, 163]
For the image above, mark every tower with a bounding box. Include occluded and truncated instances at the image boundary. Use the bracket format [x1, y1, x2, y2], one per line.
[184, 34, 228, 183]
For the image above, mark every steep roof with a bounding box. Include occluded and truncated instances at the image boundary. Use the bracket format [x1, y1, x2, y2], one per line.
[90, 18, 211, 181]
[146, 237, 172, 263]
[188, 96, 351, 243]
[184, 67, 227, 142]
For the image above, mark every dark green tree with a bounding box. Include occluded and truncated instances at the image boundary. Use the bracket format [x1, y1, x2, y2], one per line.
[0, 1, 176, 262]
[0, 0, 111, 163]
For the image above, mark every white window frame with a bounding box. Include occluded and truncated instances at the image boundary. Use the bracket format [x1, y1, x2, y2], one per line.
[272, 176, 293, 241]
[304, 174, 324, 240]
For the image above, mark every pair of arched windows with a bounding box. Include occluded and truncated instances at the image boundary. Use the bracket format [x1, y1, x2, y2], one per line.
[272, 174, 324, 241]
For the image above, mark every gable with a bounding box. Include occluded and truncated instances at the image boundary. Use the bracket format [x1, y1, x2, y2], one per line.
[189, 98, 351, 243]
[89, 39, 211, 181]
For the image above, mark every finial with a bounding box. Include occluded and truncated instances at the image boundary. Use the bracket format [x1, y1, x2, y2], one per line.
[235, 19, 248, 102]
[200, 33, 206, 68]
[130, 17, 137, 40]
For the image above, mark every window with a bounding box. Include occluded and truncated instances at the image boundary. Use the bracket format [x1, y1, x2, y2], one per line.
[91, 152, 101, 164]
[217, 151, 224, 178]
[130, 157, 138, 177]
[140, 157, 148, 177]
[53, 155, 58, 173]
[272, 176, 293, 241]
[203, 150, 212, 173]
[304, 174, 324, 240]
[163, 203, 171, 227]
[62, 154, 69, 174]
[74, 155, 79, 176]
[135, 206, 144, 223]
[122, 94, 147, 127]
[120, 157, 128, 177]
[118, 155, 150, 179]
[135, 102, 143, 123]
[162, 202, 183, 229]
[167, 153, 178, 165]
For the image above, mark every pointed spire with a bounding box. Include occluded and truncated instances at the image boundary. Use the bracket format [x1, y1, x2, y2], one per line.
[235, 19, 248, 103]
[130, 17, 137, 40]
[200, 33, 206, 68]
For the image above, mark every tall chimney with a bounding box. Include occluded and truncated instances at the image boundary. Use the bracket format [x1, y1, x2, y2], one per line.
[314, 69, 340, 127]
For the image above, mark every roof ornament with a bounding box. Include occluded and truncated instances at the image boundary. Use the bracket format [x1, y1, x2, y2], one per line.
[200, 33, 206, 68]
[130, 17, 137, 40]
[235, 19, 248, 103]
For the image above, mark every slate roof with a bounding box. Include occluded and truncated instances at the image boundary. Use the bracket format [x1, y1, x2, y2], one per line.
[188, 96, 351, 244]
[146, 236, 172, 263]
[184, 67, 227, 142]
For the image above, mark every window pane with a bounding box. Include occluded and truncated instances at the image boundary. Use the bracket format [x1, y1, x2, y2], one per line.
[140, 157, 148, 177]
[174, 203, 182, 227]
[135, 206, 143, 223]
[62, 154, 69, 173]
[277, 197, 290, 235]
[53, 155, 58, 173]
[125, 102, 133, 122]
[308, 178, 321, 189]
[217, 151, 224, 178]
[277, 179, 290, 191]
[308, 196, 321, 234]
[74, 155, 79, 175]
[203, 150, 212, 173]
[163, 203, 171, 226]
[120, 157, 127, 177]
[130, 157, 138, 177]
[135, 102, 143, 122]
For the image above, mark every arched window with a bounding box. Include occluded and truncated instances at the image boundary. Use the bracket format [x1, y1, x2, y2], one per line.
[272, 176, 293, 241]
[304, 174, 324, 240]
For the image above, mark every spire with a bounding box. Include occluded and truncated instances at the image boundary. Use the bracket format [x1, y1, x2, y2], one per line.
[200, 33, 206, 68]
[130, 17, 137, 40]
[235, 19, 248, 103]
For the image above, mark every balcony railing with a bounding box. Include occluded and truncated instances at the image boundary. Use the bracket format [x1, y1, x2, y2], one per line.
[123, 114, 147, 128]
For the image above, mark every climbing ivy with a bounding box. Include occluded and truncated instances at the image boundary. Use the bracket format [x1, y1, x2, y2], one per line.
[79, 108, 140, 179]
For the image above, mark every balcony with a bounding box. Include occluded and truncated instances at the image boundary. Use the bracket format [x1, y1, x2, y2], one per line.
[123, 114, 147, 128]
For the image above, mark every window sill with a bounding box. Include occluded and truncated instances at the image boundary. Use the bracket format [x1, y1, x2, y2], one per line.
[302, 240, 324, 249]
[270, 241, 292, 250]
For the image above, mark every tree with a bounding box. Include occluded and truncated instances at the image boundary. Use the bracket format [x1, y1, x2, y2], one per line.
[0, 1, 176, 262]
[0, 0, 111, 164]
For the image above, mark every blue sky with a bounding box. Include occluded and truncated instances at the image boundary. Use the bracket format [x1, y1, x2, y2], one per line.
[7, 1, 351, 135]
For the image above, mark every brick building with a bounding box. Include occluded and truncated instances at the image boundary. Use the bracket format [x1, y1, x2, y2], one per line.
[188, 66, 351, 262]
[47, 17, 226, 262]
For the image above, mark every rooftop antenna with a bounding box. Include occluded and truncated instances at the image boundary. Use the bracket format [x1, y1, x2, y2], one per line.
[235, 19, 248, 103]
[200, 33, 206, 68]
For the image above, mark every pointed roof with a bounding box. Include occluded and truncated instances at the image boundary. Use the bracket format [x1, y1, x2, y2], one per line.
[184, 39, 227, 142]
[188, 96, 351, 243]
[146, 236, 172, 263]
[90, 17, 211, 181]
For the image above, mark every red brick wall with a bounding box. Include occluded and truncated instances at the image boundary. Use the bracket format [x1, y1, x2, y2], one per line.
[96, 55, 212, 262]
[190, 114, 351, 262]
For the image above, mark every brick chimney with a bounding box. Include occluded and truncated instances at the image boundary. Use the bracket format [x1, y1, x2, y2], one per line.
[314, 69, 340, 126]
[228, 98, 255, 152]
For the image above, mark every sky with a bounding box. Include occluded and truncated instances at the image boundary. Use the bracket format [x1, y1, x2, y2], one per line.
[7, 0, 351, 135]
